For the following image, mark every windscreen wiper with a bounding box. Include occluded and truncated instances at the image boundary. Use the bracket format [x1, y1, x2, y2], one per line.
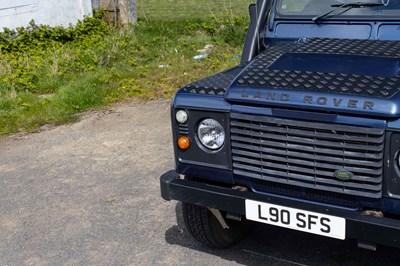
[312, 2, 384, 24]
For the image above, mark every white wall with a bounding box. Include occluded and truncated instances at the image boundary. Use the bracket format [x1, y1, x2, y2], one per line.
[0, 0, 92, 30]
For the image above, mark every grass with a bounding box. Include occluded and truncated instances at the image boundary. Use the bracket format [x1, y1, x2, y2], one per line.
[0, 7, 251, 135]
[137, 0, 254, 19]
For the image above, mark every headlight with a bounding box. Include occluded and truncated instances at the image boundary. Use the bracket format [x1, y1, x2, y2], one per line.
[197, 119, 225, 150]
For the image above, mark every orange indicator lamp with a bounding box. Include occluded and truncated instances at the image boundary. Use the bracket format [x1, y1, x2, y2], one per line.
[178, 136, 190, 150]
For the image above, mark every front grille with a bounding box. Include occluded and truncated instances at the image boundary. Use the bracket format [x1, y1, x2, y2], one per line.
[231, 113, 385, 199]
[251, 178, 358, 207]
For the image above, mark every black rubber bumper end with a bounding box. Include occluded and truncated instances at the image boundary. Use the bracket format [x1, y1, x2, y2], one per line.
[160, 170, 179, 201]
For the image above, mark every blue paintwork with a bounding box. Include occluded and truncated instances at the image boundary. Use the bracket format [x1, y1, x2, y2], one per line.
[230, 104, 386, 129]
[384, 197, 400, 214]
[171, 1, 400, 215]
[173, 92, 231, 112]
[388, 117, 400, 129]
[226, 86, 400, 118]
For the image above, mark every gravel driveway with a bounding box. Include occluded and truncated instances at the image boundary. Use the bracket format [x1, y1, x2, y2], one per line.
[1, 100, 400, 265]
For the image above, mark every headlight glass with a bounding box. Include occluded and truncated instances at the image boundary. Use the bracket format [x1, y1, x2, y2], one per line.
[197, 119, 225, 150]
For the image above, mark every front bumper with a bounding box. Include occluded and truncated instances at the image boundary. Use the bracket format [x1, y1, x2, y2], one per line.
[161, 170, 400, 248]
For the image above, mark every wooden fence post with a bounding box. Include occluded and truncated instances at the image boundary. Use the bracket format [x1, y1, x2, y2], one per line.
[92, 0, 136, 25]
[119, 0, 137, 24]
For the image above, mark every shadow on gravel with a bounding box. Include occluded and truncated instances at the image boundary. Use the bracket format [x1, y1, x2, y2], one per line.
[165, 203, 400, 266]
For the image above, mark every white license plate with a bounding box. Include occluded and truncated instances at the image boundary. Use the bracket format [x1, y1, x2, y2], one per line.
[245, 200, 346, 240]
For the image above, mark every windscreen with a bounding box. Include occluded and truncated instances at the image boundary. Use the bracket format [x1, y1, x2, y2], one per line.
[277, 0, 400, 17]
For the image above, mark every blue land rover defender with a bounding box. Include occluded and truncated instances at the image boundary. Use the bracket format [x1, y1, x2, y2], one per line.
[160, 0, 400, 249]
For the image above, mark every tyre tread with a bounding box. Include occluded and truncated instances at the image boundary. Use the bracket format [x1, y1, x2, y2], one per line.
[182, 202, 246, 248]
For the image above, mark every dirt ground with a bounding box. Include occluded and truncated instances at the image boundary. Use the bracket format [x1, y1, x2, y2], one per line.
[1, 100, 400, 265]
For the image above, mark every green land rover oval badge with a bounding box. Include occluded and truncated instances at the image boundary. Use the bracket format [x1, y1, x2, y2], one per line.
[334, 170, 354, 181]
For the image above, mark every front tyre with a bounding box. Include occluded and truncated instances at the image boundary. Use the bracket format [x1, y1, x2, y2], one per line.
[182, 202, 249, 248]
